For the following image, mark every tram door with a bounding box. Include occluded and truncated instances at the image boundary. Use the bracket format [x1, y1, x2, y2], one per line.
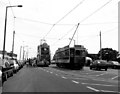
[70, 48, 75, 64]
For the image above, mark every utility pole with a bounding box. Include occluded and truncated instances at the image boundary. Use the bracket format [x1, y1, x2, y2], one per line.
[12, 31, 15, 58]
[19, 46, 22, 60]
[23, 46, 25, 61]
[100, 31, 102, 60]
[2, 5, 22, 60]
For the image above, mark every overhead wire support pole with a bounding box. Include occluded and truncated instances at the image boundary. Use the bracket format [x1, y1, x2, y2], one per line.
[100, 31, 102, 60]
[12, 31, 15, 58]
[19, 46, 22, 60]
[69, 23, 80, 46]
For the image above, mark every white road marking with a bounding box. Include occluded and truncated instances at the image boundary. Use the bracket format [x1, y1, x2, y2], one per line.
[50, 72, 53, 74]
[71, 77, 88, 80]
[92, 78, 105, 82]
[72, 80, 79, 84]
[111, 76, 118, 80]
[0, 87, 2, 94]
[101, 90, 119, 93]
[96, 73, 107, 76]
[68, 77, 88, 80]
[82, 82, 115, 87]
[86, 86, 100, 92]
[61, 76, 67, 79]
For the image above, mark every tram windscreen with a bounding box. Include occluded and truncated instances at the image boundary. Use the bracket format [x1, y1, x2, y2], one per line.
[75, 50, 86, 56]
[70, 48, 74, 57]
[41, 48, 49, 54]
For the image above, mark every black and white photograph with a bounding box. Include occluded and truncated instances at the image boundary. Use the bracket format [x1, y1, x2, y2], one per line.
[0, 0, 119, 93]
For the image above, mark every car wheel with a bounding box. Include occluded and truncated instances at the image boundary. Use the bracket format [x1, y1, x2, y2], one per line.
[105, 68, 107, 71]
[4, 73, 7, 81]
[90, 67, 92, 70]
[11, 71, 13, 76]
[98, 68, 101, 70]
[113, 66, 116, 69]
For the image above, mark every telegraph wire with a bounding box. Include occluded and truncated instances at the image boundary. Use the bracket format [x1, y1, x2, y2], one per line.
[15, 16, 118, 26]
[43, 0, 85, 39]
[102, 26, 117, 35]
[79, 22, 118, 25]
[55, 0, 85, 25]
[43, 24, 55, 39]
[79, 0, 113, 23]
[68, 0, 113, 46]
[79, 27, 117, 43]
[46, 0, 114, 47]
[51, 25, 77, 46]
[16, 17, 53, 25]
[15, 32, 59, 40]
[7, 0, 15, 17]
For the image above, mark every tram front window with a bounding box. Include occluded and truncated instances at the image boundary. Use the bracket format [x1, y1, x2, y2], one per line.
[41, 48, 49, 54]
[76, 50, 80, 56]
[70, 49, 74, 57]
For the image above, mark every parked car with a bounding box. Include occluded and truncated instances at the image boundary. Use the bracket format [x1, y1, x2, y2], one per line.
[8, 59, 19, 73]
[108, 61, 120, 69]
[0, 66, 2, 86]
[90, 60, 108, 71]
[17, 61, 23, 70]
[0, 59, 13, 83]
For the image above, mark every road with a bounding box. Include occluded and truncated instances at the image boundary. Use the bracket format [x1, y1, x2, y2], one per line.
[2, 64, 120, 93]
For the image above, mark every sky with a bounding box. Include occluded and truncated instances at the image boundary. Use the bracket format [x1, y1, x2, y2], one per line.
[0, 0, 119, 59]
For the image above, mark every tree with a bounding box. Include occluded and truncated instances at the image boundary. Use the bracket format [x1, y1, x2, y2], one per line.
[98, 48, 119, 61]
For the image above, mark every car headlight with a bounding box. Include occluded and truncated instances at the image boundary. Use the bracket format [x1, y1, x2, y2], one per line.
[97, 61, 100, 64]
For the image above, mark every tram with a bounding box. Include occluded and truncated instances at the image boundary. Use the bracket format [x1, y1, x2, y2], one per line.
[54, 45, 87, 69]
[37, 43, 51, 67]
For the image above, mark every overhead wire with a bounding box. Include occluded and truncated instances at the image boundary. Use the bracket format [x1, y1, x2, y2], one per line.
[79, 26, 117, 43]
[51, 25, 77, 46]
[102, 26, 117, 35]
[79, 0, 113, 23]
[43, 24, 55, 39]
[68, 0, 113, 45]
[7, 0, 15, 17]
[15, 16, 118, 26]
[52, 0, 114, 46]
[15, 32, 59, 40]
[16, 17, 53, 25]
[55, 0, 85, 25]
[43, 0, 85, 39]
[50, 0, 112, 44]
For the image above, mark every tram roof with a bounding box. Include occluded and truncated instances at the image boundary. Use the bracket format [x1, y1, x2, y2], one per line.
[38, 43, 50, 48]
[56, 45, 86, 53]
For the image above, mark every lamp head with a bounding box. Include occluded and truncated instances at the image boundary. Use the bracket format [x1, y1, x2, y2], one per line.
[17, 5, 23, 7]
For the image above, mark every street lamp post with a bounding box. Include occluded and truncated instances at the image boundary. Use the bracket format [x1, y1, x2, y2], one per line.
[12, 30, 15, 58]
[22, 46, 28, 61]
[2, 5, 22, 59]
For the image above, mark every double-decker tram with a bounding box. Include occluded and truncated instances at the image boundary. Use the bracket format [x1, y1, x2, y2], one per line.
[54, 45, 87, 69]
[37, 42, 51, 67]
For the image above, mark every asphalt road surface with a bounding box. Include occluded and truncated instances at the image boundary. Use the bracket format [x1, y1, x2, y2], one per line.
[2, 64, 120, 93]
